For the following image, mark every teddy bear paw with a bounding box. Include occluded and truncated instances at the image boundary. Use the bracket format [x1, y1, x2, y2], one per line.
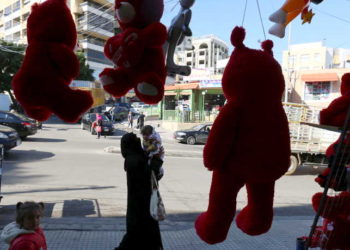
[195, 212, 229, 244]
[236, 206, 273, 235]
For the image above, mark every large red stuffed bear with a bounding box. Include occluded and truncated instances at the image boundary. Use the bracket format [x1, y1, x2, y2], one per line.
[307, 192, 350, 250]
[11, 0, 93, 123]
[99, 0, 167, 104]
[195, 27, 291, 244]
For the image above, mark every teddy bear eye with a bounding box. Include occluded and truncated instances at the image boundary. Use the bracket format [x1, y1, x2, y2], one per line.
[116, 2, 136, 23]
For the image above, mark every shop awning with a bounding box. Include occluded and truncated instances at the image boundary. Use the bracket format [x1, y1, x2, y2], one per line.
[301, 73, 339, 82]
[165, 83, 199, 91]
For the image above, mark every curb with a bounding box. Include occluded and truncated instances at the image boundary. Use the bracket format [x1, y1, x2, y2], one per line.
[104, 146, 202, 158]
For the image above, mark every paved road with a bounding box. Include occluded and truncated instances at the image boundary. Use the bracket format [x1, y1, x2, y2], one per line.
[0, 122, 325, 249]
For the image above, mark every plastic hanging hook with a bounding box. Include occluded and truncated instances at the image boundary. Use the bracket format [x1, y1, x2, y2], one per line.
[164, 0, 195, 76]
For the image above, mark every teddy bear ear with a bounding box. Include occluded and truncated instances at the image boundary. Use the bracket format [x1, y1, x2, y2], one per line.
[31, 3, 39, 11]
[261, 40, 274, 56]
[230, 26, 245, 49]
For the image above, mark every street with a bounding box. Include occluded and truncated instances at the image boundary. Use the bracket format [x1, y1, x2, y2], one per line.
[0, 122, 324, 249]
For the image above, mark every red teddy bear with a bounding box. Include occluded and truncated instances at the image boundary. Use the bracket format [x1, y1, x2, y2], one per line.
[307, 192, 350, 250]
[12, 0, 93, 123]
[195, 27, 291, 244]
[99, 0, 167, 104]
[316, 73, 350, 191]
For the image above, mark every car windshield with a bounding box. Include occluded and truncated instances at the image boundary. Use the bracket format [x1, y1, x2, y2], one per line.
[191, 124, 205, 131]
[11, 112, 31, 121]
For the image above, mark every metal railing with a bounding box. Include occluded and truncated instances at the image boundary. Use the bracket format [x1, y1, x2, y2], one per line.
[162, 110, 218, 123]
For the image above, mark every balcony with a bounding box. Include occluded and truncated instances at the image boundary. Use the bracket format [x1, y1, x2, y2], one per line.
[80, 1, 114, 19]
[78, 17, 114, 39]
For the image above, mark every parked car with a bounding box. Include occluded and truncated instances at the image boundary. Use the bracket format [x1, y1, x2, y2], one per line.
[0, 111, 38, 140]
[81, 113, 114, 135]
[0, 124, 21, 151]
[174, 123, 213, 145]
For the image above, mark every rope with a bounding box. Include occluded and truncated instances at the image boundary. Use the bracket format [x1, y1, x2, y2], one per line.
[241, 0, 248, 27]
[255, 0, 266, 40]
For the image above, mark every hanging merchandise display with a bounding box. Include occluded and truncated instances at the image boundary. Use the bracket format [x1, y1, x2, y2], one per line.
[164, 0, 195, 76]
[11, 0, 93, 123]
[298, 73, 350, 249]
[99, 0, 167, 104]
[269, 0, 324, 38]
[195, 26, 291, 244]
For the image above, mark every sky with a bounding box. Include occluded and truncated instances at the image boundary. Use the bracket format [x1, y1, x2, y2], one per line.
[160, 0, 350, 62]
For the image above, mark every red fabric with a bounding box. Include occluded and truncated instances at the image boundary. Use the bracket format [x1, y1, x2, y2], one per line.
[320, 73, 350, 128]
[195, 26, 291, 244]
[11, 0, 93, 123]
[99, 0, 167, 104]
[310, 192, 350, 249]
[10, 228, 47, 250]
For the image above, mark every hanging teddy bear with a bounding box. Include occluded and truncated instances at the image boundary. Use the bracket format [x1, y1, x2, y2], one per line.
[195, 26, 291, 244]
[12, 0, 93, 123]
[304, 192, 350, 249]
[99, 0, 167, 104]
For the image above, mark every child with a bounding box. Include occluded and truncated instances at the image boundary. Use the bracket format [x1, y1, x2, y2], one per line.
[141, 125, 164, 180]
[1, 201, 47, 250]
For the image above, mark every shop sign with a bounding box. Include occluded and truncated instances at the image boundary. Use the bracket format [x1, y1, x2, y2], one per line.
[199, 80, 222, 88]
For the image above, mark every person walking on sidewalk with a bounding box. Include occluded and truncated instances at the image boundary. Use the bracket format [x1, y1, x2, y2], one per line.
[1, 201, 47, 250]
[141, 125, 164, 180]
[137, 112, 145, 131]
[116, 133, 163, 250]
[127, 111, 133, 128]
[94, 113, 103, 139]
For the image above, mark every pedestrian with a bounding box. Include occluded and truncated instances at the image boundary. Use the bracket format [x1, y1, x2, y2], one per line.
[1, 201, 47, 250]
[137, 112, 145, 131]
[116, 133, 163, 250]
[141, 125, 164, 180]
[95, 113, 103, 139]
[127, 111, 133, 128]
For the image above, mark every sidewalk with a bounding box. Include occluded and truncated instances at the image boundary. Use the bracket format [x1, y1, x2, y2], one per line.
[0, 216, 313, 249]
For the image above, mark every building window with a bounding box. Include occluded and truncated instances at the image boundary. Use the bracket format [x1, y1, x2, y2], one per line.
[22, 12, 29, 22]
[186, 52, 192, 57]
[4, 6, 12, 16]
[23, 0, 31, 5]
[0, 10, 3, 18]
[5, 21, 12, 30]
[199, 43, 208, 49]
[199, 60, 205, 65]
[304, 82, 331, 101]
[314, 53, 321, 61]
[300, 54, 310, 63]
[12, 1, 20, 12]
[199, 51, 205, 56]
[187, 62, 191, 66]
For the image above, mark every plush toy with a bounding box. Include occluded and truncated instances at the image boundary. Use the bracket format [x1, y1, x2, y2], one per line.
[195, 27, 291, 244]
[306, 192, 350, 249]
[269, 0, 323, 38]
[99, 0, 167, 104]
[11, 0, 93, 123]
[315, 73, 350, 191]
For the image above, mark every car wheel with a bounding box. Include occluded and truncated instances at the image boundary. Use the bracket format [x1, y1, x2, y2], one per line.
[186, 136, 196, 145]
[285, 155, 299, 175]
[81, 123, 84, 130]
[20, 136, 27, 140]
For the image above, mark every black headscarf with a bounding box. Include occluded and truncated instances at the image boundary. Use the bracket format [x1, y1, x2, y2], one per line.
[121, 133, 144, 158]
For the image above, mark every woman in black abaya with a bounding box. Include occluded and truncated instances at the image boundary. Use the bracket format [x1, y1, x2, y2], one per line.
[115, 133, 163, 250]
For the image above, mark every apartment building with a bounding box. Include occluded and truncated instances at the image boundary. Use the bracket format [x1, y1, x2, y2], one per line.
[175, 35, 229, 79]
[282, 41, 350, 71]
[282, 41, 350, 108]
[0, 0, 116, 79]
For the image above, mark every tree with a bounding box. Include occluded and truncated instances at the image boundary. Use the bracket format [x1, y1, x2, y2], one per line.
[0, 40, 25, 110]
[75, 52, 95, 81]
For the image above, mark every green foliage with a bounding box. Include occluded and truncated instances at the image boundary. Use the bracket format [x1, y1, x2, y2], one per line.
[76, 52, 95, 81]
[0, 40, 25, 96]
